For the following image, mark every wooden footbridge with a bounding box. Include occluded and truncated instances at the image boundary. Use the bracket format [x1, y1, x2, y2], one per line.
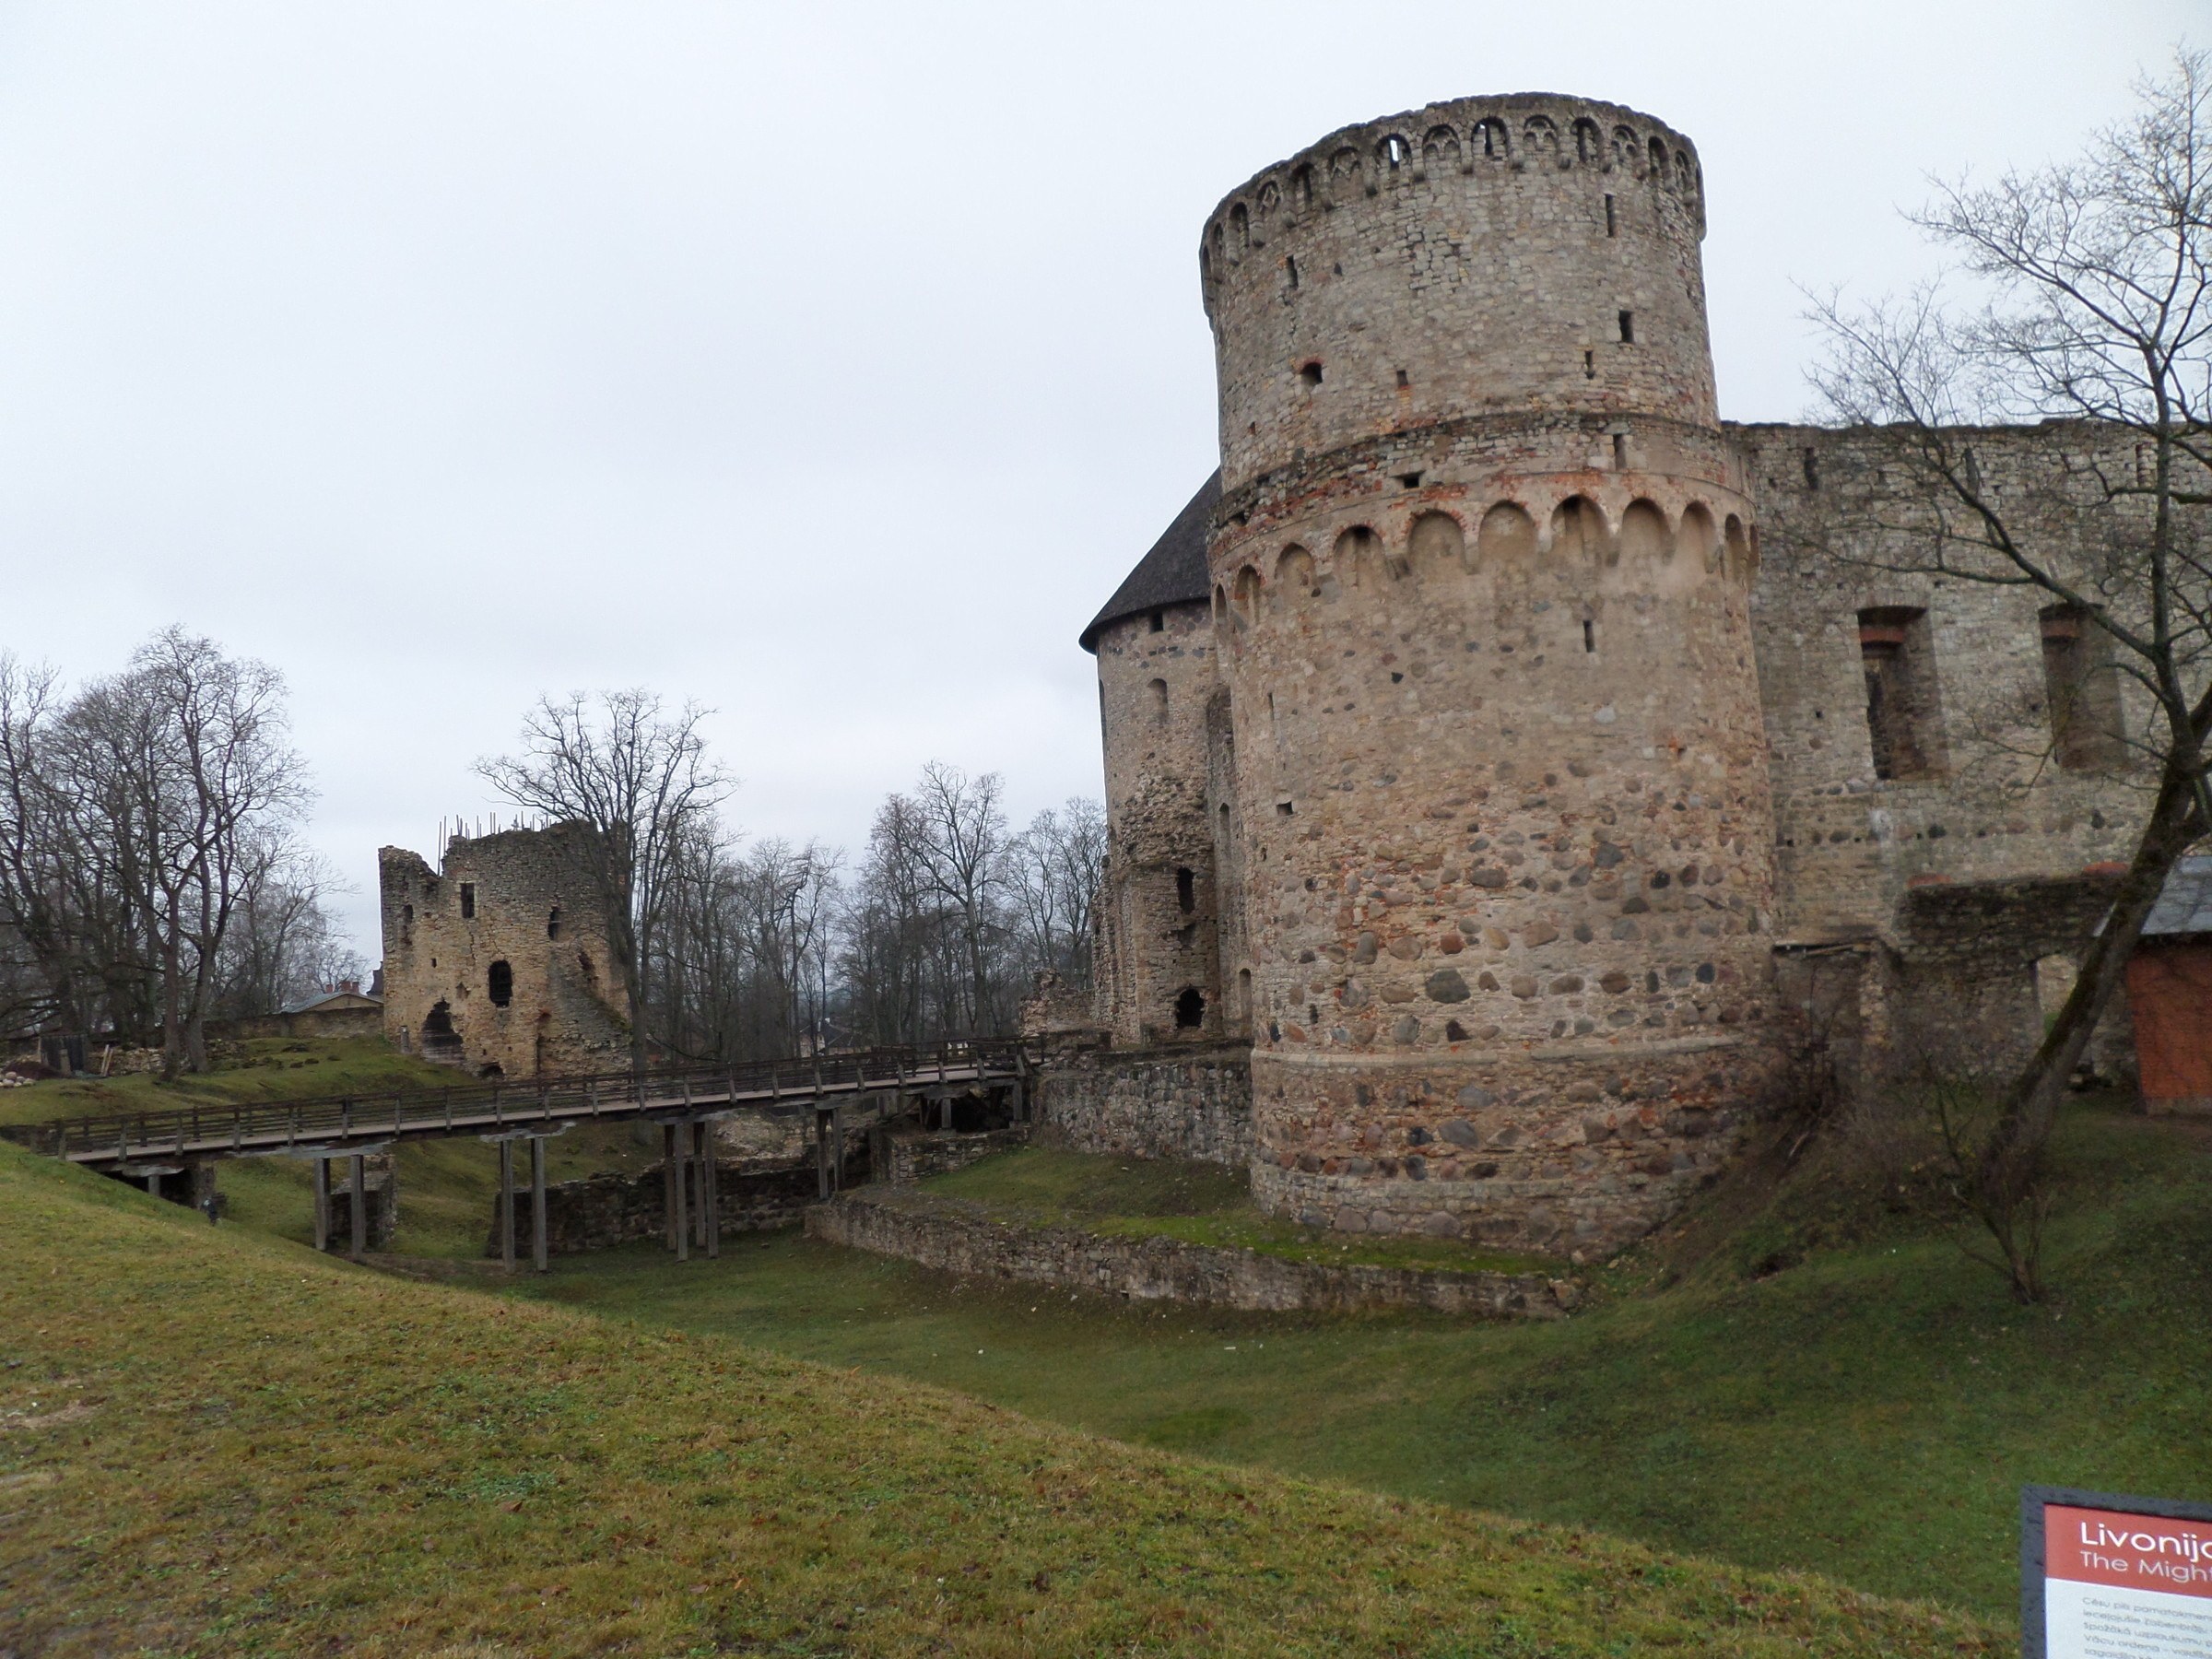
[0, 1041, 1030, 1270]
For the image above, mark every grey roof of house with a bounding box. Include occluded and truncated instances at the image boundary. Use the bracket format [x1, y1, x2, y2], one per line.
[1079, 470, 1220, 652]
[2141, 854, 2212, 937]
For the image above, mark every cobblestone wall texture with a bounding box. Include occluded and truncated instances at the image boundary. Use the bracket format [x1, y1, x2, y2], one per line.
[495, 1158, 828, 1257]
[807, 1189, 1580, 1319]
[1077, 89, 2162, 1260]
[1094, 604, 1231, 1043]
[1031, 1041, 1253, 1166]
[379, 825, 631, 1078]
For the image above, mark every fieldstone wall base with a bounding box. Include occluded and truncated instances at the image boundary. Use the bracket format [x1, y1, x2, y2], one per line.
[879, 1126, 1030, 1183]
[1030, 1041, 1253, 1166]
[488, 1153, 853, 1258]
[806, 1189, 1580, 1320]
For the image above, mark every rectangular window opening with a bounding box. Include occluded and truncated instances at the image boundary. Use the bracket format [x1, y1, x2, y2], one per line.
[1611, 433, 1629, 470]
[1605, 194, 1617, 236]
[1618, 310, 1634, 344]
[1583, 349, 1596, 380]
[1148, 609, 1165, 632]
[2041, 605, 2127, 771]
[1276, 800, 1295, 818]
[1802, 447, 1820, 490]
[1394, 369, 1410, 388]
[459, 882, 476, 920]
[1857, 607, 1947, 782]
[1583, 618, 1595, 653]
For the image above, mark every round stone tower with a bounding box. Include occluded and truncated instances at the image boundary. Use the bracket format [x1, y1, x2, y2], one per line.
[1199, 95, 1780, 1257]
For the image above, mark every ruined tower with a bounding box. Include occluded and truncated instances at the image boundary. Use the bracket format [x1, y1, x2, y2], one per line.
[1199, 97, 1780, 1254]
[379, 824, 631, 1078]
[1082, 474, 1241, 1045]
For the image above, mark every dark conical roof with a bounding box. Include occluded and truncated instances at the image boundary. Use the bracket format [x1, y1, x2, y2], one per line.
[1079, 471, 1220, 652]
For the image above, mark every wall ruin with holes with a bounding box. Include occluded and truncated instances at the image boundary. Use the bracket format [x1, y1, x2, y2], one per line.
[1074, 90, 2172, 1259]
[1090, 604, 1235, 1045]
[1740, 422, 2161, 943]
[378, 825, 630, 1079]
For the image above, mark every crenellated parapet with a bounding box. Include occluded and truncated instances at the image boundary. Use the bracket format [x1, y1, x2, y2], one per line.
[1200, 95, 1704, 293]
[1200, 95, 1717, 494]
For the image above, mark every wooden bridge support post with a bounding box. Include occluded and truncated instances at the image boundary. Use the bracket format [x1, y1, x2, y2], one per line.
[312, 1156, 330, 1253]
[815, 1107, 833, 1201]
[833, 1106, 844, 1191]
[498, 1139, 516, 1271]
[530, 1133, 548, 1274]
[662, 1123, 678, 1252]
[672, 1119, 691, 1265]
[349, 1154, 368, 1263]
[696, 1120, 719, 1259]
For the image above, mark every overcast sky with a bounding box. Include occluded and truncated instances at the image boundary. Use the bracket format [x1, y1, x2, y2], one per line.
[0, 1, 2197, 961]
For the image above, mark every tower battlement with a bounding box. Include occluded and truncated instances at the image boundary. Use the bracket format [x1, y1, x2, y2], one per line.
[1201, 95, 1715, 494]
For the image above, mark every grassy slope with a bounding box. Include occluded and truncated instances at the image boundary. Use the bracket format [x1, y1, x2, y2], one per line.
[510, 1100, 2212, 1619]
[0, 1038, 663, 1258]
[0, 1146, 1995, 1658]
[912, 1147, 1559, 1275]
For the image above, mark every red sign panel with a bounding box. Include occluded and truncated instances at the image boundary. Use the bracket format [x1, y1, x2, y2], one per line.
[2032, 1495, 2212, 1657]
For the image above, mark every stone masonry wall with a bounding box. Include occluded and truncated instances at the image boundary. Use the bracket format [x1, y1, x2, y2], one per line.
[1198, 92, 1780, 1257]
[1093, 603, 1228, 1044]
[1741, 422, 2156, 945]
[1031, 1041, 1253, 1166]
[380, 824, 630, 1078]
[492, 1157, 832, 1258]
[881, 1126, 1030, 1184]
[808, 1189, 1580, 1319]
[1201, 94, 1713, 494]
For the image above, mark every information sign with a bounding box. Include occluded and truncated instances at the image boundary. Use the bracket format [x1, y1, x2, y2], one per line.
[2023, 1486, 2212, 1657]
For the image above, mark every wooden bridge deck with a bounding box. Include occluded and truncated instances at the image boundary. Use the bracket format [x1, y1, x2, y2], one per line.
[0, 1041, 1029, 1171]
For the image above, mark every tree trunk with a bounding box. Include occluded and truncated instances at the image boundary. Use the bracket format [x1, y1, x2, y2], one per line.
[1978, 759, 2202, 1218]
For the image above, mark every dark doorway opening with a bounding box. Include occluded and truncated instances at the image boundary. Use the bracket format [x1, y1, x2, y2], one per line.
[1173, 987, 1206, 1030]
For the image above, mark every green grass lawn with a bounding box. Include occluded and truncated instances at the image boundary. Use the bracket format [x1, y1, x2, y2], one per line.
[0, 1142, 1996, 1657]
[501, 1100, 2212, 1621]
[914, 1145, 1561, 1276]
[0, 1036, 665, 1259]
[0, 1036, 459, 1128]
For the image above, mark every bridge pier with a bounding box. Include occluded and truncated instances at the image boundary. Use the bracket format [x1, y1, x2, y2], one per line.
[481, 1125, 567, 1271]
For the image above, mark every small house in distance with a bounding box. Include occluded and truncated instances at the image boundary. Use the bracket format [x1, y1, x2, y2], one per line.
[2126, 855, 2212, 1117]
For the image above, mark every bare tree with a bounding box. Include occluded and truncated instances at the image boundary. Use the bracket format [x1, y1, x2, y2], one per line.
[210, 841, 361, 1018]
[1006, 797, 1105, 991]
[477, 690, 731, 1078]
[910, 761, 1008, 1037]
[1796, 48, 2211, 1299]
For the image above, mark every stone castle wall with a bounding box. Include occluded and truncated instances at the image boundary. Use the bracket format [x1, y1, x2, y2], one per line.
[1070, 88, 2171, 1263]
[492, 1158, 828, 1258]
[1092, 603, 1230, 1043]
[1743, 421, 2155, 942]
[1200, 95, 1714, 493]
[807, 1188, 1580, 1319]
[1030, 1041, 1253, 1166]
[1196, 92, 1781, 1256]
[379, 825, 631, 1078]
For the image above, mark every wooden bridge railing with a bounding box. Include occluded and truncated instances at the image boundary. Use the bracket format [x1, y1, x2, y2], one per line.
[0, 1039, 1027, 1167]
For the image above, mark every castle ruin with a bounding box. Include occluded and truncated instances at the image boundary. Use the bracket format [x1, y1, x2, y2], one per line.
[379, 825, 630, 1077]
[1073, 93, 2152, 1257]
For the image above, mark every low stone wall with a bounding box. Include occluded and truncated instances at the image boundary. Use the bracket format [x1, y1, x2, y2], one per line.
[806, 1189, 1579, 1320]
[1030, 1041, 1253, 1166]
[491, 1153, 855, 1258]
[880, 1126, 1030, 1183]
